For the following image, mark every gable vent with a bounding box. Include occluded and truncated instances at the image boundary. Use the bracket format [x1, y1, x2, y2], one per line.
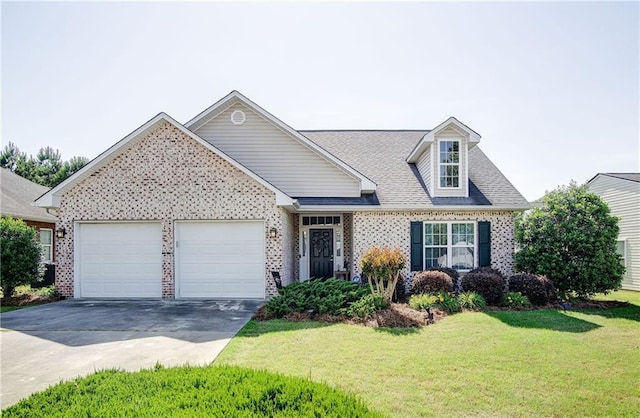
[231, 110, 246, 125]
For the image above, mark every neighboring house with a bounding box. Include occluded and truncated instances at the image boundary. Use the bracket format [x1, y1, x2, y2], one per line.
[35, 91, 529, 299]
[1, 168, 57, 267]
[587, 173, 640, 291]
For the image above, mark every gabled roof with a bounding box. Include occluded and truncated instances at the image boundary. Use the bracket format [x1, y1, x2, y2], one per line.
[185, 90, 376, 193]
[34, 113, 295, 209]
[588, 173, 640, 184]
[1, 168, 57, 223]
[406, 116, 481, 163]
[301, 130, 529, 210]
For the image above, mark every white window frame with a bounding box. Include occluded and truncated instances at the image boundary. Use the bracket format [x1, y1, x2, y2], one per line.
[423, 221, 476, 271]
[438, 139, 461, 189]
[40, 228, 53, 262]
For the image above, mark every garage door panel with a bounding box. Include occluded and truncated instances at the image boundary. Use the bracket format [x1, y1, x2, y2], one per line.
[177, 221, 265, 299]
[77, 223, 162, 298]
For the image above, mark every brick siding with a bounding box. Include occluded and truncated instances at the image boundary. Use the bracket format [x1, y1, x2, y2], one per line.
[55, 121, 289, 298]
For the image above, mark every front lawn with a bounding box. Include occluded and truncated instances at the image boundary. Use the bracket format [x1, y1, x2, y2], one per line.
[216, 290, 640, 417]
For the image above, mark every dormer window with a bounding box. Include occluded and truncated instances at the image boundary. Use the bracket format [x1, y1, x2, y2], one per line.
[439, 140, 460, 188]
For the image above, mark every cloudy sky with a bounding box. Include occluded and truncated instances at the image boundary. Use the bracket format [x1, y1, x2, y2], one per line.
[2, 1, 638, 201]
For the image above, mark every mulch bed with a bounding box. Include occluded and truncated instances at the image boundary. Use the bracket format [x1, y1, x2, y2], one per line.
[253, 298, 631, 328]
[1, 294, 63, 307]
[254, 303, 446, 328]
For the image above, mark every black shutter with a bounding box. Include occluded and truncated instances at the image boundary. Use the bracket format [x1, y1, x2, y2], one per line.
[478, 221, 491, 267]
[410, 221, 424, 271]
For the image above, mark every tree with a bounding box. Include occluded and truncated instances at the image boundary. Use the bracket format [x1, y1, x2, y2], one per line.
[514, 182, 625, 299]
[33, 147, 63, 187]
[0, 142, 88, 187]
[0, 217, 45, 298]
[0, 141, 25, 171]
[54, 156, 89, 186]
[360, 247, 406, 302]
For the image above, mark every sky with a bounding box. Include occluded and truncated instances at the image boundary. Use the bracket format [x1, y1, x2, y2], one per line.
[2, 1, 638, 201]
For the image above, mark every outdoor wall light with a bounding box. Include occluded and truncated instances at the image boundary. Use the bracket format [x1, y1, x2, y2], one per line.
[269, 228, 277, 238]
[56, 227, 66, 238]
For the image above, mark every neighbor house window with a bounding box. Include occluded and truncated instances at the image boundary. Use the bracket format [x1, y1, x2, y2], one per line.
[40, 228, 53, 262]
[617, 239, 627, 269]
[439, 140, 460, 188]
[424, 222, 474, 270]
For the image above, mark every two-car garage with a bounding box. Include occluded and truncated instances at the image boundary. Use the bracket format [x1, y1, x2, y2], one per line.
[75, 221, 265, 299]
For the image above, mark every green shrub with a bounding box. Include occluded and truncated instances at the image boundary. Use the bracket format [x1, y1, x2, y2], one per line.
[265, 279, 368, 318]
[3, 365, 382, 417]
[31, 285, 60, 298]
[1, 217, 45, 298]
[457, 292, 487, 310]
[408, 293, 438, 310]
[514, 182, 625, 298]
[343, 294, 388, 319]
[411, 270, 454, 295]
[508, 273, 557, 305]
[434, 291, 461, 314]
[461, 267, 505, 305]
[501, 292, 531, 308]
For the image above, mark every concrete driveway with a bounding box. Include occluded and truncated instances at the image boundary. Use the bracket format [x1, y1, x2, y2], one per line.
[0, 299, 262, 409]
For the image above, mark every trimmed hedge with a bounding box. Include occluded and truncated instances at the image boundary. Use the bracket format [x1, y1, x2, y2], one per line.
[460, 267, 505, 305]
[411, 271, 454, 295]
[508, 274, 557, 305]
[3, 365, 382, 417]
[265, 278, 367, 318]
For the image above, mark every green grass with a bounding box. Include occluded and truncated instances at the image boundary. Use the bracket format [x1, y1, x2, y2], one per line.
[3, 365, 382, 417]
[216, 290, 640, 417]
[0, 305, 30, 313]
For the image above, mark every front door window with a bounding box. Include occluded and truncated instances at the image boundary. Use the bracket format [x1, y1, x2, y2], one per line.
[310, 229, 334, 279]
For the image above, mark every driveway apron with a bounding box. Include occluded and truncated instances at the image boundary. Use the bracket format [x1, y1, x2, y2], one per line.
[0, 299, 261, 409]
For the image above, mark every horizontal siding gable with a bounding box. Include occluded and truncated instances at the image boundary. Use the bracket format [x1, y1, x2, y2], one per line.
[193, 103, 361, 197]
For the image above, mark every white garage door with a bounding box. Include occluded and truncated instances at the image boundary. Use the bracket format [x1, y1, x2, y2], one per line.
[176, 221, 265, 299]
[77, 223, 162, 298]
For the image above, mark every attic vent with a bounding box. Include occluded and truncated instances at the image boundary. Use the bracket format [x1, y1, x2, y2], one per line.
[230, 110, 246, 125]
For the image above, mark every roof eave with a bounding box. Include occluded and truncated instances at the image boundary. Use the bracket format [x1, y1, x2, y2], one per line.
[295, 204, 531, 213]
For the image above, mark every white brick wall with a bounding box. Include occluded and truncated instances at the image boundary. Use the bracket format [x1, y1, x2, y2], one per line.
[56, 121, 290, 298]
[351, 211, 517, 286]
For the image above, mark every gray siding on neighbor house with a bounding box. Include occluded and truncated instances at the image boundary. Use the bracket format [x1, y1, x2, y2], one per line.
[588, 175, 640, 291]
[193, 103, 361, 198]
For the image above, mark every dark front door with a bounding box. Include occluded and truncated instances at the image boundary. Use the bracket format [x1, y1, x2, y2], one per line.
[310, 229, 334, 279]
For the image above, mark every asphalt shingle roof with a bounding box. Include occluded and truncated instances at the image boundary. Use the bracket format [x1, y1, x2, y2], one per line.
[599, 173, 640, 183]
[299, 130, 529, 208]
[1, 168, 57, 222]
